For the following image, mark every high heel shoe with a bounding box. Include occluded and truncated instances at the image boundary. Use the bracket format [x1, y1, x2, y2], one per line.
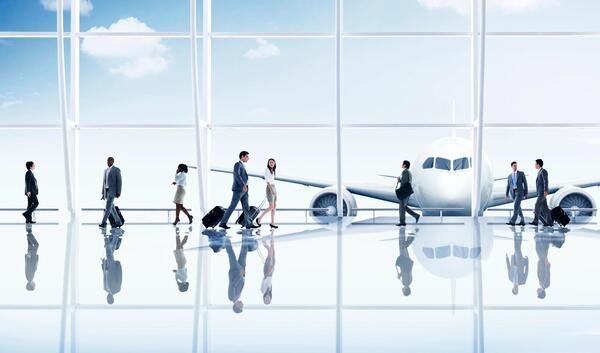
[269, 223, 278, 229]
[256, 219, 262, 227]
[188, 215, 194, 224]
[172, 218, 180, 226]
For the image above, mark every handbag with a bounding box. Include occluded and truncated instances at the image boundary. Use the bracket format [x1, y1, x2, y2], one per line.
[395, 181, 414, 200]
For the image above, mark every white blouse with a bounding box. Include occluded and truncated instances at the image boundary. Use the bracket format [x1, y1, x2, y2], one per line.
[174, 172, 187, 186]
[263, 169, 275, 185]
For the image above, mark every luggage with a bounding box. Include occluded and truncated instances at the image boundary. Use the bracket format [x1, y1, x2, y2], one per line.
[550, 206, 570, 227]
[395, 182, 414, 200]
[109, 206, 125, 227]
[235, 198, 267, 226]
[202, 206, 225, 228]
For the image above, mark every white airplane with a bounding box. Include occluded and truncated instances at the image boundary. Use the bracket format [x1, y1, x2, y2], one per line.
[213, 136, 599, 223]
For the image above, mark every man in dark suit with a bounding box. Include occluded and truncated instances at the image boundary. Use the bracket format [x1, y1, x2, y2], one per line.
[530, 159, 552, 227]
[225, 237, 249, 313]
[505, 161, 528, 226]
[99, 157, 123, 228]
[506, 228, 528, 295]
[395, 227, 415, 296]
[219, 151, 259, 230]
[23, 161, 39, 224]
[102, 227, 123, 304]
[25, 225, 39, 291]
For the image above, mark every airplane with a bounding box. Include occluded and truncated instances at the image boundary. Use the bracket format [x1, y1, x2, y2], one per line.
[212, 136, 599, 223]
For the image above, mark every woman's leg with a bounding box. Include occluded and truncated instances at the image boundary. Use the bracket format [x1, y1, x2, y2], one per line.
[257, 203, 272, 223]
[175, 204, 181, 220]
[180, 205, 191, 217]
[270, 202, 276, 225]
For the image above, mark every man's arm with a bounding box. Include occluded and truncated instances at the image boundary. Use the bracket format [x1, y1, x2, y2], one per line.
[25, 171, 32, 195]
[234, 163, 246, 187]
[505, 176, 510, 198]
[115, 168, 122, 197]
[523, 257, 529, 279]
[543, 169, 549, 193]
[522, 172, 528, 197]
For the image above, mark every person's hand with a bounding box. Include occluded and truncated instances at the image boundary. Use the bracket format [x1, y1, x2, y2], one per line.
[243, 185, 248, 192]
[26, 192, 31, 198]
[544, 191, 548, 197]
[101, 196, 105, 200]
[523, 195, 527, 200]
[397, 177, 401, 182]
[505, 196, 509, 200]
[116, 193, 121, 198]
[172, 182, 176, 185]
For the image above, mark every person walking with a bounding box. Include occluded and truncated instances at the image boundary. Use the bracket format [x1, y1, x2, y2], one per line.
[396, 160, 420, 227]
[219, 151, 259, 230]
[505, 161, 528, 226]
[172, 163, 193, 226]
[530, 159, 551, 227]
[256, 158, 278, 229]
[99, 157, 123, 228]
[23, 161, 39, 224]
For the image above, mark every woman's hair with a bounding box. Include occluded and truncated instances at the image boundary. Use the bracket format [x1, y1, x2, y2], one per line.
[178, 163, 188, 173]
[267, 158, 276, 176]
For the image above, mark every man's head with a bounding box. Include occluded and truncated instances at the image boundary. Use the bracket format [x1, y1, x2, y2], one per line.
[107, 157, 115, 167]
[402, 286, 411, 296]
[26, 161, 35, 171]
[537, 288, 546, 299]
[239, 151, 249, 163]
[177, 281, 190, 292]
[233, 300, 244, 313]
[511, 161, 517, 172]
[26, 281, 36, 291]
[263, 291, 272, 305]
[535, 159, 543, 170]
[107, 293, 115, 304]
[402, 160, 410, 170]
[512, 284, 519, 295]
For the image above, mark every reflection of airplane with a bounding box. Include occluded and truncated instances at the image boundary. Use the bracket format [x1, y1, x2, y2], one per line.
[213, 137, 598, 222]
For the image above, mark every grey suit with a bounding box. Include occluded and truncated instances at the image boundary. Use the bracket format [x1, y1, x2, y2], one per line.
[25, 230, 39, 287]
[220, 161, 253, 227]
[102, 229, 123, 298]
[533, 168, 551, 225]
[505, 170, 528, 224]
[535, 234, 551, 291]
[226, 239, 248, 303]
[398, 169, 419, 224]
[506, 236, 528, 286]
[101, 166, 123, 226]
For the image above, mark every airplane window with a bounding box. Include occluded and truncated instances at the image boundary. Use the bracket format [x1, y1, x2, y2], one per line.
[422, 157, 434, 169]
[435, 157, 451, 171]
[435, 245, 451, 259]
[470, 247, 481, 259]
[452, 245, 469, 259]
[423, 247, 434, 259]
[453, 157, 470, 171]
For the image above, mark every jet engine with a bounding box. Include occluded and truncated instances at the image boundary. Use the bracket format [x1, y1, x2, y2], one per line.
[309, 187, 357, 223]
[549, 186, 597, 220]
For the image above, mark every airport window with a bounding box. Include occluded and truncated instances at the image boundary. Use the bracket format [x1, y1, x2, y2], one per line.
[422, 157, 434, 169]
[435, 158, 451, 171]
[453, 157, 470, 171]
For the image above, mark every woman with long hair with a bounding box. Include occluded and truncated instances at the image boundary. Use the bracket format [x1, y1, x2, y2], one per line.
[172, 163, 193, 225]
[256, 158, 278, 229]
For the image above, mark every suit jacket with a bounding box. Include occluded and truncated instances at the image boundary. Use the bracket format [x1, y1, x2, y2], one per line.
[102, 258, 122, 295]
[25, 170, 38, 195]
[231, 161, 248, 192]
[102, 166, 122, 198]
[505, 170, 528, 198]
[25, 234, 39, 283]
[505, 254, 529, 285]
[536, 168, 549, 195]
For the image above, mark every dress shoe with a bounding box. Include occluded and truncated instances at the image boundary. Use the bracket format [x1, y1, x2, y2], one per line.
[529, 222, 538, 226]
[219, 224, 230, 230]
[517, 222, 526, 226]
[506, 222, 516, 226]
[396, 223, 407, 227]
[415, 215, 421, 224]
[270, 223, 278, 229]
[172, 218, 180, 226]
[188, 215, 193, 224]
[98, 224, 107, 228]
[246, 224, 260, 229]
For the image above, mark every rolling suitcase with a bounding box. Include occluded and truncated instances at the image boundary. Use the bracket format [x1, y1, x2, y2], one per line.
[202, 206, 225, 228]
[109, 206, 125, 227]
[550, 206, 570, 227]
[235, 198, 267, 226]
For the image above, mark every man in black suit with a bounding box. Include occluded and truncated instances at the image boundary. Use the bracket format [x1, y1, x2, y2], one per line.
[23, 161, 39, 224]
[530, 159, 552, 227]
[505, 161, 528, 226]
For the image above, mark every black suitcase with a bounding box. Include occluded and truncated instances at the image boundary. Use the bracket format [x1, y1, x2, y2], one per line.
[550, 206, 570, 227]
[202, 206, 225, 228]
[235, 198, 267, 226]
[109, 206, 125, 227]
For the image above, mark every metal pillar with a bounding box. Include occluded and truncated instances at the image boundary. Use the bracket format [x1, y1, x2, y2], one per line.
[471, 0, 486, 217]
[335, 0, 344, 217]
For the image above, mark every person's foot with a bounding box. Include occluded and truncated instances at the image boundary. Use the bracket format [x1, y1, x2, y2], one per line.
[529, 222, 538, 226]
[112, 224, 122, 228]
[98, 224, 107, 228]
[543, 222, 553, 227]
[172, 218, 180, 226]
[506, 222, 516, 226]
[256, 219, 262, 227]
[219, 224, 230, 230]
[22, 212, 27, 219]
[246, 224, 260, 229]
[415, 215, 420, 224]
[517, 222, 526, 226]
[396, 223, 407, 227]
[270, 223, 278, 229]
[188, 215, 193, 224]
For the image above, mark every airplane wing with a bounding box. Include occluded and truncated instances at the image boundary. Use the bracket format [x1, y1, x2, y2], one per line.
[211, 168, 420, 207]
[487, 178, 600, 208]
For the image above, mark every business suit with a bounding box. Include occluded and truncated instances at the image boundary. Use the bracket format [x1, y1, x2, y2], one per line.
[102, 228, 123, 301]
[532, 168, 551, 225]
[398, 169, 419, 224]
[101, 166, 123, 227]
[25, 228, 39, 288]
[395, 230, 415, 290]
[226, 239, 248, 304]
[505, 235, 528, 287]
[220, 161, 253, 228]
[23, 170, 39, 222]
[535, 233, 551, 292]
[505, 170, 528, 224]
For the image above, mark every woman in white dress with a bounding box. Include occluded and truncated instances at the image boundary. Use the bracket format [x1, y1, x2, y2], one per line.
[260, 235, 275, 304]
[172, 163, 193, 226]
[256, 158, 278, 229]
[172, 229, 189, 292]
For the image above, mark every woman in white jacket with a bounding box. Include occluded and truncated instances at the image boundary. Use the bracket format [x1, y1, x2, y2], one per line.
[256, 158, 278, 229]
[172, 163, 193, 225]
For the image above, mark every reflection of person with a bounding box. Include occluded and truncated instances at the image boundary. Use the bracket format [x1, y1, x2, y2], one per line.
[256, 158, 278, 229]
[173, 228, 189, 292]
[23, 161, 39, 224]
[172, 164, 193, 226]
[219, 151, 259, 230]
[101, 228, 123, 304]
[25, 225, 39, 291]
[99, 157, 123, 229]
[505, 228, 528, 295]
[531, 159, 551, 227]
[395, 228, 415, 296]
[260, 234, 276, 304]
[226, 238, 249, 313]
[505, 161, 528, 226]
[396, 160, 420, 227]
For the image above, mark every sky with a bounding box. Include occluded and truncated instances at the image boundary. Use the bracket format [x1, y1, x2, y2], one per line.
[1, 0, 600, 213]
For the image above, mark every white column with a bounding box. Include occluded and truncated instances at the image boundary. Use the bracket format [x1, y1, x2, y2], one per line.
[471, 0, 482, 217]
[335, 0, 344, 217]
[70, 0, 81, 216]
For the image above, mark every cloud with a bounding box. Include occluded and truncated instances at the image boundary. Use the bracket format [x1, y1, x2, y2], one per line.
[0, 97, 23, 110]
[81, 17, 169, 78]
[243, 39, 280, 60]
[40, 0, 94, 15]
[417, 0, 559, 15]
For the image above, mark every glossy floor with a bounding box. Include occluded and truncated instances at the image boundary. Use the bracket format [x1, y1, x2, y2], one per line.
[1, 219, 600, 353]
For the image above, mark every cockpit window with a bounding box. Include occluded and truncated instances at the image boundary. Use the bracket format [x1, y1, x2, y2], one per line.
[453, 157, 470, 171]
[422, 157, 434, 169]
[435, 157, 451, 171]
